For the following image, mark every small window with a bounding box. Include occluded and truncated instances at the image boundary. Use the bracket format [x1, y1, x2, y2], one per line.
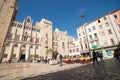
[105, 22, 110, 26]
[98, 20, 101, 23]
[108, 29, 112, 34]
[93, 26, 96, 30]
[101, 32, 105, 36]
[94, 33, 98, 38]
[118, 24, 120, 29]
[88, 28, 91, 32]
[99, 25, 103, 29]
[103, 16, 107, 20]
[89, 35, 92, 39]
[113, 14, 118, 19]
[70, 50, 72, 53]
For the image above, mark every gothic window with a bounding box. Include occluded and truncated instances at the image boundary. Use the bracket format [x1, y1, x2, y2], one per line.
[22, 36, 27, 41]
[81, 44, 83, 49]
[27, 18, 31, 22]
[11, 22, 17, 27]
[85, 43, 87, 49]
[62, 42, 65, 48]
[46, 33, 48, 40]
[17, 24, 22, 28]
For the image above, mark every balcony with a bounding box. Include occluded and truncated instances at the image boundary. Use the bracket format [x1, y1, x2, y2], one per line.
[89, 38, 99, 42]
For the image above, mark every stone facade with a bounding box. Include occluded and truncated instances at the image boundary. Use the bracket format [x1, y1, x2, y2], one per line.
[68, 36, 80, 56]
[52, 28, 69, 56]
[2, 17, 53, 62]
[77, 10, 120, 58]
[0, 0, 18, 63]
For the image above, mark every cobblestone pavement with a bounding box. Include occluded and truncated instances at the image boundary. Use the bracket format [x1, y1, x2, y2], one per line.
[0, 61, 87, 80]
[23, 59, 120, 80]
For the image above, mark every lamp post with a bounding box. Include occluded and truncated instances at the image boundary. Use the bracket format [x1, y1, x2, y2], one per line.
[80, 14, 91, 56]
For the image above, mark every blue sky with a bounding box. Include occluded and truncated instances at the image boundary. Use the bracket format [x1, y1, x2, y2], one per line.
[16, 0, 120, 38]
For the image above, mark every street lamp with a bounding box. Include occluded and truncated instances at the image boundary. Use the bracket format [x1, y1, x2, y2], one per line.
[80, 14, 91, 56]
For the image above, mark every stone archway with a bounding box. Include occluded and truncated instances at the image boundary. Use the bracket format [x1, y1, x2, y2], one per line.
[19, 45, 26, 61]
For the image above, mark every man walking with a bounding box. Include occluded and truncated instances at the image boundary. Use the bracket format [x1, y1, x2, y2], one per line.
[92, 50, 99, 66]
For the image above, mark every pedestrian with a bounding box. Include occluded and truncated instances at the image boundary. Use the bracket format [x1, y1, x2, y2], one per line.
[114, 48, 120, 62]
[98, 51, 103, 61]
[59, 54, 63, 66]
[92, 50, 99, 66]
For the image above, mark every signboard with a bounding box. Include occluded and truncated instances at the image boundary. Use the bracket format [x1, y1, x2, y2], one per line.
[92, 45, 98, 49]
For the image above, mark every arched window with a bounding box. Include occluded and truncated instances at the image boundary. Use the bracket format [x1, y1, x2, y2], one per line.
[85, 43, 87, 49]
[62, 42, 65, 48]
[46, 33, 48, 39]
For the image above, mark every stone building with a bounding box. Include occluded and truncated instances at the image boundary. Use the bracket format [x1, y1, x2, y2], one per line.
[52, 28, 69, 56]
[0, 0, 18, 63]
[1, 16, 53, 62]
[68, 36, 80, 57]
[77, 9, 120, 58]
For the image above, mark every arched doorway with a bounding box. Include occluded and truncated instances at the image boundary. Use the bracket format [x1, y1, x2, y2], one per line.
[20, 45, 26, 61]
